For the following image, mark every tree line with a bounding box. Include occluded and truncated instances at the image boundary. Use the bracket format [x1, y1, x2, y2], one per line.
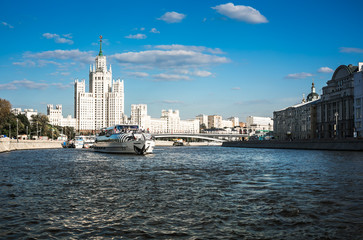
[0, 98, 75, 140]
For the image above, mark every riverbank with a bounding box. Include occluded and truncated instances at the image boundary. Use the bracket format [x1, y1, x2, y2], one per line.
[222, 139, 363, 151]
[156, 140, 222, 146]
[0, 138, 62, 153]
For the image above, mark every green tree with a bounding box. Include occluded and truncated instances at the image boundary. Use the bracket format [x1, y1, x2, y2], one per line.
[31, 114, 50, 138]
[17, 114, 30, 135]
[0, 98, 12, 136]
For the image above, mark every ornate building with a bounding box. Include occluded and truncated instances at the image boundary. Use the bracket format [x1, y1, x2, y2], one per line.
[274, 63, 362, 140]
[274, 82, 319, 140]
[316, 64, 357, 138]
[354, 63, 363, 137]
[74, 36, 125, 132]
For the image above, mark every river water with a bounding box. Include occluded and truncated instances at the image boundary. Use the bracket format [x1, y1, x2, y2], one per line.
[1, 146, 362, 239]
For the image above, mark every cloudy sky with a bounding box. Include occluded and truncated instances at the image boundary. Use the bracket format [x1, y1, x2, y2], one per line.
[1, 0, 363, 121]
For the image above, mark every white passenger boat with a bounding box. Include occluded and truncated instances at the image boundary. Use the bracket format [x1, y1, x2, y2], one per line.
[73, 135, 96, 149]
[93, 125, 155, 154]
[74, 136, 85, 148]
[83, 136, 96, 148]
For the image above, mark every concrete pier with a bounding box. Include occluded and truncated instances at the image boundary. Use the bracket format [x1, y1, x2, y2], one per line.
[0, 138, 62, 153]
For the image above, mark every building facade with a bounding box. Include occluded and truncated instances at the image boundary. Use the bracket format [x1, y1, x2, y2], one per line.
[130, 105, 199, 134]
[74, 36, 125, 132]
[274, 63, 361, 140]
[208, 115, 223, 129]
[316, 64, 357, 138]
[227, 117, 240, 127]
[353, 62, 363, 137]
[196, 114, 208, 128]
[11, 108, 39, 121]
[47, 104, 77, 129]
[273, 82, 319, 140]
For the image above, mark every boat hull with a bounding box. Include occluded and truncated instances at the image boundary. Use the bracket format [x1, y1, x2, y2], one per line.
[93, 139, 155, 154]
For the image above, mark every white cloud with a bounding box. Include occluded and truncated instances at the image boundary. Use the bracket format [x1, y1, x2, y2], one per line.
[232, 87, 240, 90]
[158, 11, 186, 23]
[111, 50, 229, 69]
[62, 33, 73, 39]
[0, 83, 17, 90]
[285, 72, 313, 79]
[37, 60, 61, 67]
[317, 67, 334, 73]
[0, 79, 73, 90]
[154, 44, 224, 54]
[127, 72, 149, 78]
[0, 79, 48, 90]
[24, 49, 94, 64]
[12, 79, 49, 89]
[339, 47, 363, 53]
[13, 60, 36, 67]
[140, 27, 145, 31]
[153, 73, 190, 82]
[1, 21, 14, 28]
[150, 28, 160, 34]
[162, 100, 184, 104]
[192, 70, 212, 77]
[125, 33, 147, 39]
[51, 82, 73, 89]
[42, 33, 74, 44]
[212, 3, 268, 24]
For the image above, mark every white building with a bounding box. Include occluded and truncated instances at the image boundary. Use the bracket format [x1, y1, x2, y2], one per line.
[246, 116, 273, 135]
[130, 105, 199, 134]
[11, 108, 39, 121]
[354, 62, 363, 137]
[196, 114, 208, 128]
[227, 117, 240, 127]
[47, 104, 77, 129]
[74, 36, 125, 132]
[208, 115, 223, 129]
[221, 119, 233, 128]
[131, 104, 149, 130]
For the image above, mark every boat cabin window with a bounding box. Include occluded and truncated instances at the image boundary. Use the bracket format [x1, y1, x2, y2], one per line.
[98, 129, 106, 136]
[114, 125, 139, 133]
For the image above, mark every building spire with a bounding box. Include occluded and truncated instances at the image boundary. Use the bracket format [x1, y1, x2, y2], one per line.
[99, 35, 103, 56]
[311, 78, 315, 93]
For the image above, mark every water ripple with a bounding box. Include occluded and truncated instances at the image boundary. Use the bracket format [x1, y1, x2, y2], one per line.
[1, 147, 363, 239]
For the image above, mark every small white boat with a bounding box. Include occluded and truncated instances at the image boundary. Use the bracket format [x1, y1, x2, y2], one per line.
[83, 136, 96, 148]
[74, 136, 85, 148]
[93, 125, 155, 155]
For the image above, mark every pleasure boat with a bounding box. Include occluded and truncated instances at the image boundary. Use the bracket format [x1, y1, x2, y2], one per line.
[93, 125, 155, 154]
[74, 136, 85, 148]
[83, 136, 96, 148]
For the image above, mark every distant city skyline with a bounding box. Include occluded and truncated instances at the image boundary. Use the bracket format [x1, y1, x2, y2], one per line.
[1, 0, 363, 121]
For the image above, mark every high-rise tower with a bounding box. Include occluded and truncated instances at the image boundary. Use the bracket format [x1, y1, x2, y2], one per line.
[74, 36, 124, 132]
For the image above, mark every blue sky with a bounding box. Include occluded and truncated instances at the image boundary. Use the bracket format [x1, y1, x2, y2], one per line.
[1, 0, 363, 121]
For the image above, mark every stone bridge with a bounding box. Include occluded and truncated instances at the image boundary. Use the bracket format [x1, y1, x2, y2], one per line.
[152, 133, 247, 142]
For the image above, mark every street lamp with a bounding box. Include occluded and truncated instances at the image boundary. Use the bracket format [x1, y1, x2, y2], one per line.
[16, 118, 19, 142]
[335, 112, 339, 138]
[9, 124, 11, 139]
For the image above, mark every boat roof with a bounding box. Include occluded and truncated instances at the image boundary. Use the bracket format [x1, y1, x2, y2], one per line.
[103, 124, 139, 130]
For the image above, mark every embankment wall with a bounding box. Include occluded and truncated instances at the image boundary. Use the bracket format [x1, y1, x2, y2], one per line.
[222, 139, 363, 151]
[0, 139, 62, 153]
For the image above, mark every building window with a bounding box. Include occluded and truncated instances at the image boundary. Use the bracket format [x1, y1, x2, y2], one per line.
[357, 108, 362, 119]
